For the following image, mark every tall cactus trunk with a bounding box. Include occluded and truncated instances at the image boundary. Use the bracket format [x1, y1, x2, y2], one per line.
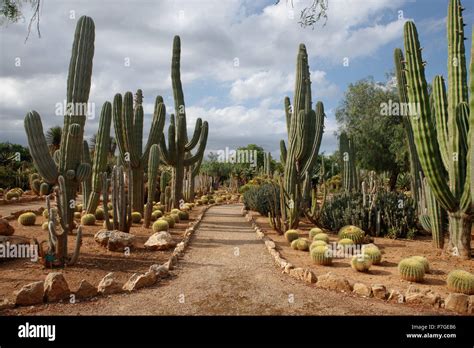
[448, 212, 472, 259]
[131, 166, 144, 214]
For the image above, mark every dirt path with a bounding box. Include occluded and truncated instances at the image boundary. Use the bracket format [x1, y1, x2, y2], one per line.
[10, 204, 444, 315]
[0, 200, 44, 217]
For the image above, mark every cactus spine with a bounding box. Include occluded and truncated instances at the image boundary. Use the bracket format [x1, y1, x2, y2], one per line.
[160, 36, 209, 209]
[113, 90, 165, 215]
[23, 16, 95, 266]
[401, 0, 473, 258]
[144, 144, 160, 228]
[280, 43, 324, 229]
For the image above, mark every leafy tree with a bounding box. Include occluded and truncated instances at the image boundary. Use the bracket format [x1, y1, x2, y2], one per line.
[0, 142, 34, 189]
[1, 0, 41, 41]
[276, 0, 329, 28]
[335, 76, 408, 190]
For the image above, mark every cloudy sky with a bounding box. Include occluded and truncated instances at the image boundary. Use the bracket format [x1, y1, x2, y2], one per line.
[0, 0, 472, 158]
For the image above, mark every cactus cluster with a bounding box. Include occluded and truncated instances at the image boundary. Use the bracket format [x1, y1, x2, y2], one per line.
[446, 270, 474, 295]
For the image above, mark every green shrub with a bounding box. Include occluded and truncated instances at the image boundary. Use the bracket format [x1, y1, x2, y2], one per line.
[18, 212, 36, 226]
[446, 270, 474, 295]
[398, 258, 425, 282]
[153, 219, 169, 232]
[242, 183, 277, 216]
[81, 214, 96, 226]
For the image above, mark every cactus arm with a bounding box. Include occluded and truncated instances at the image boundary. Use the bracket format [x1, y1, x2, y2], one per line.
[67, 225, 82, 266]
[122, 92, 140, 167]
[172, 36, 186, 127]
[284, 97, 292, 134]
[113, 93, 127, 161]
[300, 101, 325, 178]
[184, 118, 203, 151]
[82, 140, 92, 207]
[432, 76, 451, 170]
[24, 111, 59, 184]
[403, 21, 457, 211]
[144, 144, 160, 228]
[142, 98, 166, 163]
[132, 104, 144, 164]
[280, 140, 287, 167]
[183, 122, 209, 167]
[102, 172, 112, 231]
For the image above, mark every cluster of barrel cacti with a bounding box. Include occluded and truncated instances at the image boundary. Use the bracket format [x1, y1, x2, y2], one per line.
[29, 173, 51, 196]
[394, 0, 473, 258]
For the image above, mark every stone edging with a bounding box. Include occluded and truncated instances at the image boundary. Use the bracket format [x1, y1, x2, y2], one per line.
[242, 207, 473, 315]
[0, 204, 214, 311]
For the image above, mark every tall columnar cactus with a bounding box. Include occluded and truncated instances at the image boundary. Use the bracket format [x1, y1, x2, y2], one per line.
[159, 36, 209, 209]
[85, 102, 112, 213]
[110, 165, 132, 232]
[144, 144, 160, 228]
[280, 43, 324, 229]
[184, 149, 204, 202]
[394, 48, 445, 248]
[160, 170, 171, 203]
[113, 90, 165, 215]
[401, 0, 473, 258]
[264, 152, 272, 177]
[339, 132, 357, 192]
[23, 16, 95, 266]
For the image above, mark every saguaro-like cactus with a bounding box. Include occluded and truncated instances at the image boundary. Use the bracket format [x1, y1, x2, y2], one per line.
[339, 132, 357, 192]
[113, 90, 165, 215]
[160, 36, 209, 208]
[144, 144, 160, 228]
[110, 165, 133, 232]
[280, 43, 324, 229]
[401, 0, 473, 258]
[85, 102, 112, 213]
[24, 16, 95, 266]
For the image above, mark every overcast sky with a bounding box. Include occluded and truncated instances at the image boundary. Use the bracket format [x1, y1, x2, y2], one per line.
[0, 0, 472, 158]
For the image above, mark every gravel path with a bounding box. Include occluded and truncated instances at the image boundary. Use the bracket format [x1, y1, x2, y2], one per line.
[11, 204, 442, 315]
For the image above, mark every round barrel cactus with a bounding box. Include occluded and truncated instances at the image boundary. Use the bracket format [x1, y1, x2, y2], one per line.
[39, 182, 50, 196]
[131, 212, 142, 223]
[284, 229, 300, 242]
[362, 246, 382, 265]
[310, 240, 327, 250]
[170, 213, 180, 223]
[41, 221, 49, 230]
[74, 212, 82, 219]
[409, 256, 429, 273]
[152, 210, 163, 220]
[18, 212, 36, 226]
[161, 215, 175, 228]
[309, 227, 324, 240]
[310, 245, 332, 265]
[351, 254, 372, 272]
[313, 233, 329, 243]
[398, 258, 425, 282]
[291, 238, 309, 251]
[153, 219, 169, 232]
[95, 208, 105, 220]
[81, 213, 96, 225]
[338, 225, 365, 244]
[446, 270, 474, 295]
[177, 210, 189, 220]
[338, 238, 355, 247]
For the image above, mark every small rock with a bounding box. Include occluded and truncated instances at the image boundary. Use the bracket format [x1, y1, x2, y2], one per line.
[387, 289, 405, 303]
[0, 298, 14, 310]
[74, 280, 97, 299]
[44, 272, 70, 302]
[94, 230, 136, 252]
[148, 264, 169, 279]
[468, 295, 474, 314]
[97, 273, 123, 295]
[144, 231, 176, 251]
[265, 240, 276, 249]
[14, 281, 44, 306]
[372, 284, 387, 300]
[317, 272, 352, 292]
[283, 263, 294, 274]
[353, 283, 372, 297]
[123, 271, 157, 292]
[405, 289, 441, 307]
[0, 218, 14, 236]
[445, 293, 469, 314]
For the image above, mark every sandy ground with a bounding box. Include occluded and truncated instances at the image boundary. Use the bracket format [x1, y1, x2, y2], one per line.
[5, 204, 447, 315]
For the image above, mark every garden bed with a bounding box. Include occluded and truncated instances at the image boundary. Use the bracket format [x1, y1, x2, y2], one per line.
[249, 211, 474, 301]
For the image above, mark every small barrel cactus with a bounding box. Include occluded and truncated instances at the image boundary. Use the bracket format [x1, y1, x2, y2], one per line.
[284, 229, 299, 242]
[338, 225, 365, 244]
[152, 210, 163, 220]
[18, 212, 36, 226]
[362, 246, 382, 265]
[6, 191, 20, 200]
[398, 258, 425, 282]
[310, 245, 332, 265]
[292, 238, 309, 251]
[216, 197, 224, 203]
[81, 213, 96, 225]
[310, 240, 327, 250]
[74, 212, 82, 219]
[178, 210, 189, 220]
[95, 208, 105, 220]
[171, 208, 181, 215]
[309, 227, 324, 240]
[131, 212, 142, 223]
[170, 213, 180, 223]
[338, 238, 355, 247]
[209, 198, 216, 204]
[162, 215, 175, 228]
[75, 204, 83, 213]
[201, 197, 209, 204]
[446, 270, 474, 295]
[291, 239, 299, 250]
[313, 233, 329, 243]
[409, 256, 429, 273]
[351, 254, 372, 272]
[41, 221, 49, 230]
[153, 219, 169, 232]
[196, 199, 203, 205]
[39, 182, 50, 196]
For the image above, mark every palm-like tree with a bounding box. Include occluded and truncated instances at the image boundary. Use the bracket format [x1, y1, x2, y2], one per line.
[45, 126, 62, 153]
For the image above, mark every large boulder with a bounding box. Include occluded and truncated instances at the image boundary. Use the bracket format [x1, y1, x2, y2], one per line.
[123, 271, 157, 292]
[74, 280, 98, 299]
[317, 272, 352, 292]
[144, 231, 176, 251]
[97, 273, 123, 295]
[0, 218, 14, 236]
[94, 230, 136, 252]
[44, 272, 70, 302]
[14, 281, 44, 306]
